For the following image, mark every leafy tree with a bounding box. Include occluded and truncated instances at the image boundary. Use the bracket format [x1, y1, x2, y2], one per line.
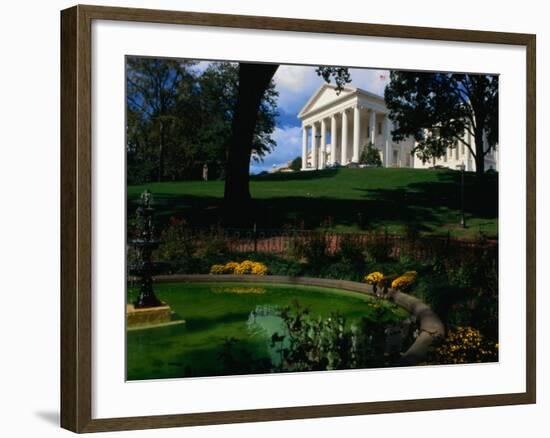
[384, 71, 498, 177]
[223, 64, 351, 225]
[126, 59, 279, 184]
[359, 142, 382, 167]
[127, 57, 196, 182]
[289, 156, 302, 171]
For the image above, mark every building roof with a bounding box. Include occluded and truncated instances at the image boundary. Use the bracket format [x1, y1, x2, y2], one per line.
[298, 83, 385, 119]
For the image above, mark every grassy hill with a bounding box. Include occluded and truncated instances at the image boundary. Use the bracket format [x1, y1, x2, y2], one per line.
[128, 168, 498, 238]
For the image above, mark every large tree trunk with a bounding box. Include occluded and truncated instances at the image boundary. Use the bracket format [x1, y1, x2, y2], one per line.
[223, 63, 278, 226]
[474, 128, 485, 181]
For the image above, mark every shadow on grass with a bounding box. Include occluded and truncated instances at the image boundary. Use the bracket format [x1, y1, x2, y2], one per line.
[251, 168, 339, 182]
[128, 170, 498, 235]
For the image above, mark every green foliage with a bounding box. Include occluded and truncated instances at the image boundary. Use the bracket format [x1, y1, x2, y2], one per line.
[359, 142, 382, 167]
[339, 234, 365, 267]
[273, 303, 355, 371]
[384, 71, 498, 174]
[408, 243, 498, 342]
[322, 262, 360, 281]
[289, 156, 302, 171]
[195, 231, 230, 261]
[365, 233, 393, 263]
[155, 217, 195, 263]
[315, 67, 352, 94]
[126, 58, 279, 184]
[301, 233, 329, 270]
[237, 252, 304, 277]
[430, 327, 498, 365]
[271, 301, 405, 372]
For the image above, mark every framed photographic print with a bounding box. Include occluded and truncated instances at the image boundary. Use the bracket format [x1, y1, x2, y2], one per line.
[60, 4, 536, 433]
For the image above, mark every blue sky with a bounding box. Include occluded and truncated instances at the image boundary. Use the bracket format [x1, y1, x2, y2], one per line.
[193, 62, 390, 174]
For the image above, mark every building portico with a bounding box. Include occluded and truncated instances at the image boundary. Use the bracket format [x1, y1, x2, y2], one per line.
[298, 83, 497, 172]
[298, 84, 412, 170]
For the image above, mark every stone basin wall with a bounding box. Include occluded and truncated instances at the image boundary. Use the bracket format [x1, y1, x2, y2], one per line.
[149, 274, 445, 365]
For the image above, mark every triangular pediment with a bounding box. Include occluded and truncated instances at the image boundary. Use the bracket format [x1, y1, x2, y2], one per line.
[298, 84, 356, 118]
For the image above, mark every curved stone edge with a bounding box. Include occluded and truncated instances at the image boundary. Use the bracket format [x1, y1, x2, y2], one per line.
[152, 274, 445, 365]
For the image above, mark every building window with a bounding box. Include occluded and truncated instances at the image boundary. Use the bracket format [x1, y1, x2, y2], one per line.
[377, 122, 382, 135]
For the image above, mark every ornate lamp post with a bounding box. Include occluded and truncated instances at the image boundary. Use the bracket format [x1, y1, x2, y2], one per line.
[456, 163, 466, 228]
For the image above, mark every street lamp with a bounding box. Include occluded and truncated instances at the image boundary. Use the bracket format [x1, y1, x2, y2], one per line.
[456, 163, 466, 228]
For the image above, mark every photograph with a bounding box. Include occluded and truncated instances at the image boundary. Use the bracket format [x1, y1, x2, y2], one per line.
[125, 57, 499, 381]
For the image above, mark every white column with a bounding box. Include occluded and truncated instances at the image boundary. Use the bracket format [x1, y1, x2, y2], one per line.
[465, 144, 471, 171]
[341, 110, 348, 165]
[301, 126, 308, 170]
[369, 109, 376, 145]
[319, 119, 327, 169]
[352, 106, 361, 162]
[330, 114, 337, 165]
[311, 122, 318, 169]
[384, 115, 392, 167]
[465, 127, 473, 171]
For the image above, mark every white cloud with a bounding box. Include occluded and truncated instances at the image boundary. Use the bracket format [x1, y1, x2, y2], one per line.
[348, 68, 391, 96]
[273, 65, 324, 115]
[251, 126, 302, 173]
[272, 65, 391, 116]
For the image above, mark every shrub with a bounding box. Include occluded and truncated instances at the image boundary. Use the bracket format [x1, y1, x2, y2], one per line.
[273, 303, 356, 372]
[250, 262, 269, 275]
[224, 261, 240, 273]
[338, 234, 365, 268]
[359, 141, 382, 167]
[365, 233, 393, 263]
[301, 233, 329, 269]
[391, 271, 418, 292]
[234, 260, 256, 275]
[209, 264, 226, 275]
[365, 271, 384, 284]
[289, 156, 302, 171]
[433, 326, 498, 364]
[271, 302, 403, 372]
[156, 217, 195, 264]
[210, 260, 269, 276]
[286, 235, 307, 260]
[196, 232, 229, 261]
[323, 262, 360, 281]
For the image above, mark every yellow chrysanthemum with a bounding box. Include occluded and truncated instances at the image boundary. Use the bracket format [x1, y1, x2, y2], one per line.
[209, 264, 226, 275]
[365, 271, 384, 285]
[436, 327, 497, 364]
[391, 271, 418, 290]
[224, 262, 240, 274]
[250, 262, 268, 275]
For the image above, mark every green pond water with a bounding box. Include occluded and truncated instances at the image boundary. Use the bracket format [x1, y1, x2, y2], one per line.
[126, 282, 409, 380]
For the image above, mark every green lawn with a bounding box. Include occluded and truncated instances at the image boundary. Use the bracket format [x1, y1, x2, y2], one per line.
[128, 168, 498, 238]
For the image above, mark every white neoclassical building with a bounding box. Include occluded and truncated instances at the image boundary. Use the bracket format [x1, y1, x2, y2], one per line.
[298, 84, 498, 172]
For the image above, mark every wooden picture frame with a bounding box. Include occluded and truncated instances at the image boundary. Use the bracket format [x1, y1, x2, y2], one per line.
[60, 4, 536, 433]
